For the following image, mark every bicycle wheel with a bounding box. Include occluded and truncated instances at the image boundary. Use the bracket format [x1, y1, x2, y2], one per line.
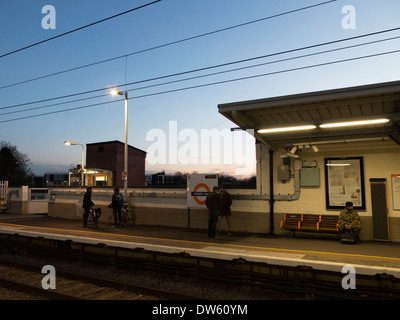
[120, 208, 133, 227]
[88, 210, 97, 228]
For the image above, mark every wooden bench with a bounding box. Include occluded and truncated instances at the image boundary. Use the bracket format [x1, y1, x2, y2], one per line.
[280, 214, 338, 234]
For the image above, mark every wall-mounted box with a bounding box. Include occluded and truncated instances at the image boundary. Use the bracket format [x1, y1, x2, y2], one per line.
[300, 167, 320, 186]
[277, 165, 290, 181]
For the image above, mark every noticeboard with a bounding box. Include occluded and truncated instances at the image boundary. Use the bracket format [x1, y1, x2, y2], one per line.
[392, 174, 400, 211]
[324, 157, 366, 210]
[187, 174, 218, 208]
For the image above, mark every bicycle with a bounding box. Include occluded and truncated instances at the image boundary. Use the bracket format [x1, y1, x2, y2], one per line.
[107, 203, 136, 227]
[88, 207, 101, 228]
[120, 204, 136, 226]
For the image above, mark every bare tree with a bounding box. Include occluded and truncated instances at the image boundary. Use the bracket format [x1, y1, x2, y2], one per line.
[0, 141, 33, 186]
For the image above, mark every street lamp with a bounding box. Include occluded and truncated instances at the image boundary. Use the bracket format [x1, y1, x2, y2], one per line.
[110, 88, 128, 199]
[64, 140, 85, 187]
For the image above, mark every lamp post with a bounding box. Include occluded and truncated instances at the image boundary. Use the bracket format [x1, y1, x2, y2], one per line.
[64, 140, 85, 186]
[110, 89, 128, 199]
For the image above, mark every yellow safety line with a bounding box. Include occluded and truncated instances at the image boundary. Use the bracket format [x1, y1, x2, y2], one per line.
[1, 222, 400, 263]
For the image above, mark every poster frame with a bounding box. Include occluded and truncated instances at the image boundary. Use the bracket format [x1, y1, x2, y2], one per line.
[324, 156, 366, 210]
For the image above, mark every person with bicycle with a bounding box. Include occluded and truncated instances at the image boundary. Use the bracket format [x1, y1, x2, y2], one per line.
[112, 187, 124, 228]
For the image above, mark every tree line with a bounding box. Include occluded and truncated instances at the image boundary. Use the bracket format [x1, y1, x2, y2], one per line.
[0, 141, 33, 186]
[0, 141, 256, 188]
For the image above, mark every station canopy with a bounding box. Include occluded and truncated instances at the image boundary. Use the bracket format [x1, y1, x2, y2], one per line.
[218, 80, 400, 149]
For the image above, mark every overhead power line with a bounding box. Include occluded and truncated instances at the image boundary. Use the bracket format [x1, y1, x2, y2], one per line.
[1, 26, 399, 111]
[1, 48, 399, 124]
[3, 33, 399, 117]
[0, 0, 336, 90]
[0, 0, 162, 59]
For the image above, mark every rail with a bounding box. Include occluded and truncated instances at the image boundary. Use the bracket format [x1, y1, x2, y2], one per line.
[1, 232, 399, 299]
[0, 258, 202, 300]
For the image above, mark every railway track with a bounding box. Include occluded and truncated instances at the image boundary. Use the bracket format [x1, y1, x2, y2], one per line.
[2, 231, 399, 299]
[0, 261, 200, 300]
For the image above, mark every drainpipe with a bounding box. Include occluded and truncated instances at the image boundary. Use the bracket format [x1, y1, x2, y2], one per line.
[269, 148, 275, 235]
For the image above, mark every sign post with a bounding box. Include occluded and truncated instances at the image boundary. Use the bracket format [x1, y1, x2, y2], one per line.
[186, 174, 218, 230]
[122, 171, 127, 181]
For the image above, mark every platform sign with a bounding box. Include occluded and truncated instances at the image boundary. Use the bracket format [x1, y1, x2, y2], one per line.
[187, 174, 218, 208]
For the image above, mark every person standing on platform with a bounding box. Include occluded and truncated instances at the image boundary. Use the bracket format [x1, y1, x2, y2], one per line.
[112, 187, 124, 228]
[205, 186, 220, 239]
[218, 185, 233, 236]
[82, 187, 94, 228]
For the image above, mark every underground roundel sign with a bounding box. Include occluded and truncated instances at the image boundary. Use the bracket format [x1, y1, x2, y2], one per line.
[187, 174, 218, 208]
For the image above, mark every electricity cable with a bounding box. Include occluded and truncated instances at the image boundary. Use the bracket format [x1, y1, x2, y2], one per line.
[0, 0, 162, 59]
[2, 33, 399, 117]
[1, 48, 399, 124]
[1, 27, 399, 111]
[0, 0, 336, 90]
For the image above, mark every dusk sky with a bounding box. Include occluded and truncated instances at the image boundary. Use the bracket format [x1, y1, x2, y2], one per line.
[1, 0, 399, 177]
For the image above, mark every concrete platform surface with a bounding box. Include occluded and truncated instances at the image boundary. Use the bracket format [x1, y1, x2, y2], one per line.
[1, 213, 400, 277]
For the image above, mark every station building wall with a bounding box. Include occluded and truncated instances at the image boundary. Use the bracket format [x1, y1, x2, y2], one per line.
[48, 139, 400, 242]
[257, 139, 400, 242]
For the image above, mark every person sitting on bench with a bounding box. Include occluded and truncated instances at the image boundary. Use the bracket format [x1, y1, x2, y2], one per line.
[338, 201, 361, 235]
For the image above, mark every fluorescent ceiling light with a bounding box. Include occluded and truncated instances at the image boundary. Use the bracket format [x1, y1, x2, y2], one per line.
[320, 118, 389, 128]
[326, 163, 351, 166]
[257, 125, 316, 133]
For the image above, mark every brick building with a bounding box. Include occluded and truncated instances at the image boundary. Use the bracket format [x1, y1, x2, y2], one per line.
[86, 140, 146, 187]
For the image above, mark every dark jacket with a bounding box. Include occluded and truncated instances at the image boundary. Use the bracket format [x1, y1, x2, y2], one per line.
[219, 190, 232, 216]
[112, 193, 124, 208]
[82, 192, 94, 209]
[205, 191, 220, 212]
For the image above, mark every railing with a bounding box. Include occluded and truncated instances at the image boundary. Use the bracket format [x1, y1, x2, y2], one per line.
[0, 181, 8, 211]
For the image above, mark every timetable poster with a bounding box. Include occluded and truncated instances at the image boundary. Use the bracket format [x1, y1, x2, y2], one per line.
[325, 157, 366, 210]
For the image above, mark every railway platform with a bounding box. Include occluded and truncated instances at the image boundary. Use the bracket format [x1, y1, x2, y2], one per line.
[1, 213, 400, 299]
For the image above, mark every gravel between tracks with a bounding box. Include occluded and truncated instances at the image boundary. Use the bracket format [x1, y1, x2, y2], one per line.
[0, 287, 47, 300]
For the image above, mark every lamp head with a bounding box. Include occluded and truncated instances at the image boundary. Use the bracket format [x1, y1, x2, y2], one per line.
[64, 140, 81, 146]
[110, 88, 124, 96]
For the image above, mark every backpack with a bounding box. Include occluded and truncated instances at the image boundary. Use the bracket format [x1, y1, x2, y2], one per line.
[115, 193, 124, 206]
